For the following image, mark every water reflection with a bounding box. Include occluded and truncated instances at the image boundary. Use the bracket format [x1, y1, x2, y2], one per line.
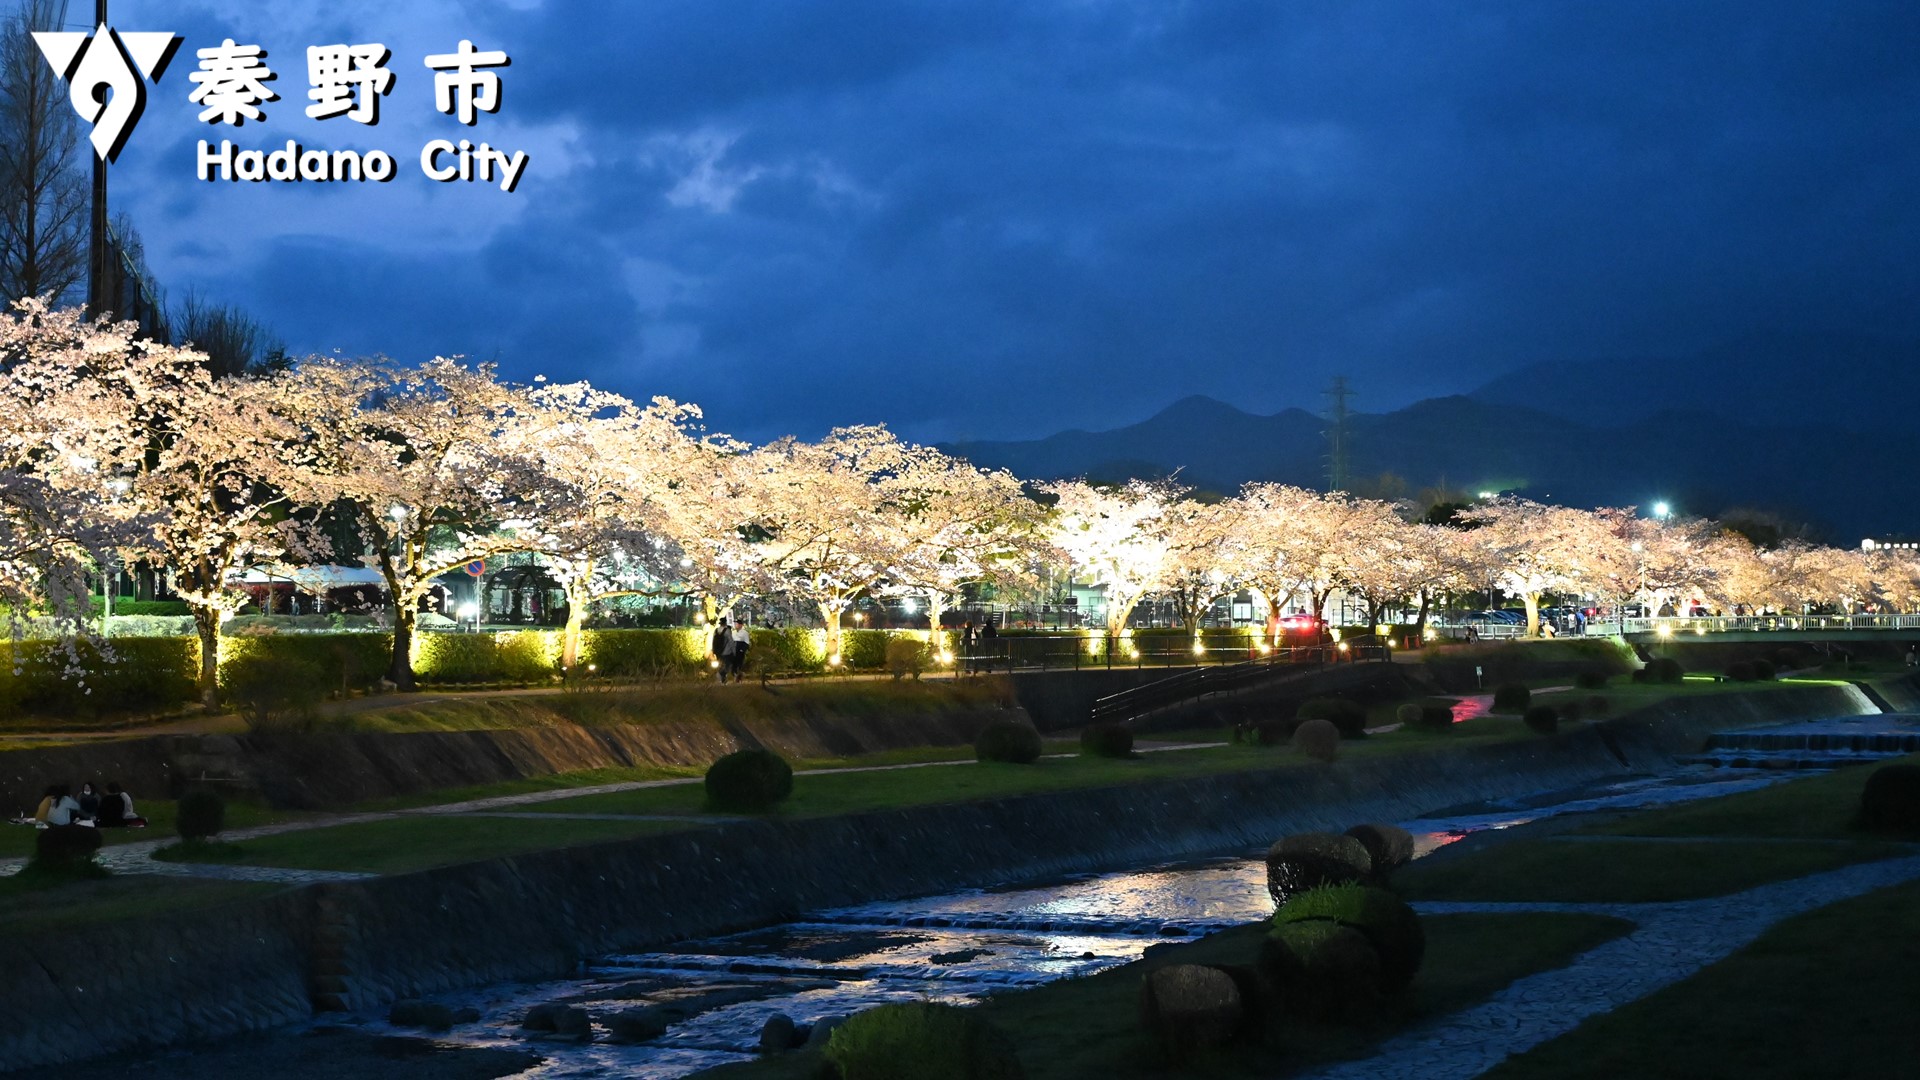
[395, 764, 1800, 1079]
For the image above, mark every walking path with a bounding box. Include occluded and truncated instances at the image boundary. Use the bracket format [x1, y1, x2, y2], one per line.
[1303, 851, 1920, 1079]
[0, 740, 1225, 884]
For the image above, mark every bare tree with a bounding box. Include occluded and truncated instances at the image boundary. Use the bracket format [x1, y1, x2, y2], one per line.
[0, 0, 87, 306]
[173, 289, 286, 377]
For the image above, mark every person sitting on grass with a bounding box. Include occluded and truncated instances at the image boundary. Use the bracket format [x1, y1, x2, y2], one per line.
[42, 785, 89, 826]
[96, 782, 147, 828]
[76, 782, 102, 819]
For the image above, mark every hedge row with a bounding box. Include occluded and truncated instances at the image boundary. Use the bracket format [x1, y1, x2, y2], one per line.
[0, 626, 972, 716]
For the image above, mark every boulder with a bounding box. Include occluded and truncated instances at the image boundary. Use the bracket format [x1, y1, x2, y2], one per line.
[1138, 963, 1244, 1053]
[758, 1013, 800, 1053]
[605, 1008, 670, 1043]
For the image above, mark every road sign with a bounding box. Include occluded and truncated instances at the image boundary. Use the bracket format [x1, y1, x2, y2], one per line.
[464, 559, 486, 577]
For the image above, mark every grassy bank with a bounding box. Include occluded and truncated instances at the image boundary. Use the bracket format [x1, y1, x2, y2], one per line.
[1483, 877, 1920, 1080]
[698, 912, 1634, 1080]
[0, 873, 280, 939]
[153, 814, 689, 876]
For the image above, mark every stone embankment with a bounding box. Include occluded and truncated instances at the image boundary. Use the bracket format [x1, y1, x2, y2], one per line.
[0, 679, 1881, 1072]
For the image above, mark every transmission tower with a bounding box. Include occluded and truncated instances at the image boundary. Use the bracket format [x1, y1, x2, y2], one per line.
[1323, 376, 1353, 493]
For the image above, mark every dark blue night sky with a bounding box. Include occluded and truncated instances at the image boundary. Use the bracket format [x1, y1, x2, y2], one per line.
[110, 1, 1920, 444]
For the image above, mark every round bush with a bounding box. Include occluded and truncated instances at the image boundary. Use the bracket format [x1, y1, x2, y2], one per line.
[1079, 723, 1135, 759]
[885, 637, 930, 680]
[1343, 823, 1416, 877]
[1643, 657, 1684, 684]
[1291, 718, 1341, 762]
[825, 1002, 1024, 1080]
[219, 654, 327, 731]
[975, 720, 1044, 764]
[1295, 697, 1368, 739]
[176, 789, 227, 840]
[1858, 763, 1920, 833]
[703, 748, 794, 812]
[1523, 704, 1559, 735]
[1274, 883, 1426, 993]
[1394, 703, 1423, 726]
[1138, 963, 1244, 1055]
[1265, 832, 1372, 905]
[1254, 719, 1291, 746]
[31, 823, 103, 873]
[1724, 660, 1756, 682]
[1262, 921, 1382, 1021]
[1491, 683, 1531, 711]
[1413, 700, 1457, 732]
[1750, 658, 1776, 680]
[1574, 671, 1609, 690]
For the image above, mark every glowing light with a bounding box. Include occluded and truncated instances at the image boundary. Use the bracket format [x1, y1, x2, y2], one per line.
[828, 653, 843, 667]
[1656, 624, 1673, 638]
[1337, 641, 1350, 653]
[1477, 491, 1495, 500]
[388, 503, 407, 522]
[935, 650, 953, 664]
[1258, 643, 1273, 655]
[1192, 640, 1207, 656]
[1653, 501, 1671, 518]
[586, 663, 596, 672]
[902, 598, 918, 615]
[709, 658, 721, 669]
[457, 603, 478, 619]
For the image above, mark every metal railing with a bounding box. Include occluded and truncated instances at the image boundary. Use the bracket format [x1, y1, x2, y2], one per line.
[1086, 643, 1391, 727]
[1617, 614, 1920, 636]
[952, 634, 1356, 674]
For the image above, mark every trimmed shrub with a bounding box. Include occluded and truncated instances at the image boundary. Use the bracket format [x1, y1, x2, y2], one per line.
[1643, 657, 1684, 684]
[1138, 963, 1244, 1055]
[1725, 660, 1756, 682]
[825, 1002, 1024, 1080]
[1274, 883, 1425, 993]
[219, 654, 327, 732]
[1291, 718, 1341, 762]
[841, 629, 891, 672]
[0, 637, 197, 719]
[1491, 683, 1531, 711]
[1751, 658, 1777, 680]
[581, 628, 704, 679]
[703, 748, 794, 813]
[1858, 763, 1920, 833]
[176, 789, 227, 840]
[221, 633, 392, 697]
[1523, 704, 1559, 734]
[975, 720, 1044, 764]
[1394, 703, 1422, 726]
[1079, 723, 1135, 759]
[1584, 694, 1611, 716]
[1412, 699, 1457, 732]
[1262, 921, 1382, 1021]
[886, 636, 930, 680]
[1574, 671, 1609, 690]
[31, 823, 104, 874]
[1343, 823, 1415, 877]
[1265, 832, 1372, 905]
[415, 630, 556, 684]
[1296, 696, 1368, 738]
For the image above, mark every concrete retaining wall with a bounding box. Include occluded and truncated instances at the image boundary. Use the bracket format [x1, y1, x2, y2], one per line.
[0, 680, 1874, 1072]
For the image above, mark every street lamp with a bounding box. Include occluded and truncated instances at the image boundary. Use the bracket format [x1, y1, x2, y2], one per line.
[1652, 501, 1671, 521]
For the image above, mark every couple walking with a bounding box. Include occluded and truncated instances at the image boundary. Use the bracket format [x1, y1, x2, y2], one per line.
[711, 617, 753, 682]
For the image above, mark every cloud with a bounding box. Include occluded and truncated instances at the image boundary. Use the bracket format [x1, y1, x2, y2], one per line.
[106, 0, 1920, 444]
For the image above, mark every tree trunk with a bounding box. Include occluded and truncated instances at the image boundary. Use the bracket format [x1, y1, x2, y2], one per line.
[562, 584, 587, 670]
[1106, 594, 1135, 638]
[389, 603, 417, 689]
[927, 591, 946, 635]
[1523, 592, 1542, 637]
[193, 605, 220, 708]
[1413, 590, 1433, 646]
[821, 603, 844, 662]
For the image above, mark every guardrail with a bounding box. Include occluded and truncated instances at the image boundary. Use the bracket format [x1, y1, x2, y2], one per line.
[1085, 643, 1390, 726]
[1617, 614, 1920, 635]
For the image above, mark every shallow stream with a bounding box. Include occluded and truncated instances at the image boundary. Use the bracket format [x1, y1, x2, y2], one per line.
[396, 760, 1810, 1078]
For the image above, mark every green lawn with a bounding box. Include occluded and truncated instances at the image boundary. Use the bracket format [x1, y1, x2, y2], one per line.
[695, 912, 1633, 1080]
[0, 798, 291, 860]
[0, 872, 281, 938]
[1578, 755, 1916, 841]
[1395, 836, 1908, 903]
[1482, 878, 1920, 1080]
[165, 814, 688, 875]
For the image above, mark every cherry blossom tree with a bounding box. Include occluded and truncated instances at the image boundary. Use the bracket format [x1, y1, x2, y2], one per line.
[507, 383, 714, 669]
[281, 357, 541, 689]
[1158, 498, 1236, 643]
[881, 453, 1040, 635]
[1043, 478, 1182, 638]
[1468, 498, 1619, 635]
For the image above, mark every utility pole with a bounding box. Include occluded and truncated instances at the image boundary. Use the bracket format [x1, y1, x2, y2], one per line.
[1323, 376, 1352, 493]
[85, 0, 106, 319]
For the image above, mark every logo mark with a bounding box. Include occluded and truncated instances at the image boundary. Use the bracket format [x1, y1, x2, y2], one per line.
[33, 24, 181, 162]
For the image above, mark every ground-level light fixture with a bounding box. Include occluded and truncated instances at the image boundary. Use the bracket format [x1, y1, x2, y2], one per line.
[1337, 641, 1350, 653]
[828, 653, 843, 667]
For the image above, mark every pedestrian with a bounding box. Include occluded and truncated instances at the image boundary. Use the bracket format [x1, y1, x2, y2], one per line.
[710, 618, 733, 682]
[729, 618, 752, 682]
[76, 782, 101, 820]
